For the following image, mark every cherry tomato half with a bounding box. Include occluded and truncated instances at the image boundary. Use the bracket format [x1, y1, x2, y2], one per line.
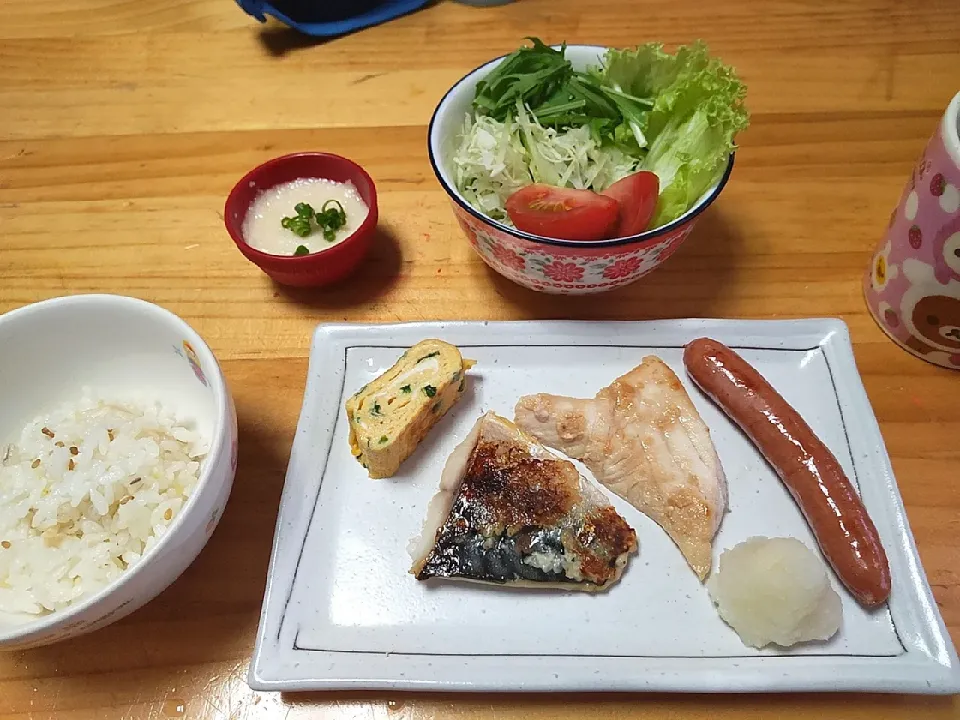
[505, 184, 620, 241]
[601, 171, 660, 238]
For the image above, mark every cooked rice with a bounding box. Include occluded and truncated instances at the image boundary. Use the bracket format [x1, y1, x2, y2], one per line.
[0, 390, 208, 615]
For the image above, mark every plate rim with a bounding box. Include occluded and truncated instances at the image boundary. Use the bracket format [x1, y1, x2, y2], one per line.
[248, 319, 960, 694]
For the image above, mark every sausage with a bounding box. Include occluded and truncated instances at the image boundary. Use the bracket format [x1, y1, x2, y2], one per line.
[683, 337, 891, 608]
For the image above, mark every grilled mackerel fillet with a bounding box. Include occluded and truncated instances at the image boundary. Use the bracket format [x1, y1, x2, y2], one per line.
[409, 412, 637, 591]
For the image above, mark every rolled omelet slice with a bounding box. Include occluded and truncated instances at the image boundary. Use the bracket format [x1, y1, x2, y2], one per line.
[346, 339, 474, 478]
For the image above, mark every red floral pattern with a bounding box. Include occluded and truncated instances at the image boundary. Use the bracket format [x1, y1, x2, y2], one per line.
[654, 240, 682, 263]
[452, 201, 701, 294]
[602, 256, 643, 280]
[542, 261, 585, 283]
[490, 242, 526, 272]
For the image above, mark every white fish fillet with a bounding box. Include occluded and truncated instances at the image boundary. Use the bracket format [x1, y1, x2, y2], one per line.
[514, 356, 727, 580]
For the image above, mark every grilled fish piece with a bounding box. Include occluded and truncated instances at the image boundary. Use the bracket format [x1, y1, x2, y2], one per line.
[347, 339, 474, 478]
[409, 412, 637, 591]
[514, 356, 727, 580]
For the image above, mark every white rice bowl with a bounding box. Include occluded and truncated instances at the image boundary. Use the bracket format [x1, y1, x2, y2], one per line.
[0, 389, 208, 615]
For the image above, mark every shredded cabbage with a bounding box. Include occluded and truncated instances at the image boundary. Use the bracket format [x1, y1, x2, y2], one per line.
[453, 104, 638, 225]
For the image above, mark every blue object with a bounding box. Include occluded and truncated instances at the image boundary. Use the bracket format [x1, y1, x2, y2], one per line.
[236, 0, 431, 38]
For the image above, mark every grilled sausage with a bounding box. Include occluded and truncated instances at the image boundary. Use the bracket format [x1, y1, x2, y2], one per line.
[683, 338, 891, 607]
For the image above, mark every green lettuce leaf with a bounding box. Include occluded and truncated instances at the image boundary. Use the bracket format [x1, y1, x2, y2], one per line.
[603, 41, 749, 226]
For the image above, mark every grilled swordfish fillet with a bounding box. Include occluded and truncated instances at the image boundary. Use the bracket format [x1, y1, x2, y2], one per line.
[514, 357, 727, 581]
[409, 412, 637, 591]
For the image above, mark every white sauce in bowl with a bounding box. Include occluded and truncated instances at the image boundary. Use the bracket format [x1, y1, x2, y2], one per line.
[242, 178, 370, 256]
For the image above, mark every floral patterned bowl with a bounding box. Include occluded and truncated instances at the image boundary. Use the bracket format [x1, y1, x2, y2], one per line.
[428, 45, 735, 295]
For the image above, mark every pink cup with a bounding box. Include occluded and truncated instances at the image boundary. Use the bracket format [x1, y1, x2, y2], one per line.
[864, 91, 960, 369]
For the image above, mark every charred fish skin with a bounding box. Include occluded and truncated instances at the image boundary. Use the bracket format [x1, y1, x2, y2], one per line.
[414, 512, 572, 585]
[414, 437, 637, 589]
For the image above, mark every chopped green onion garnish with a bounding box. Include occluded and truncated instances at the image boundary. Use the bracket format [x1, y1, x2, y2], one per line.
[281, 199, 348, 241]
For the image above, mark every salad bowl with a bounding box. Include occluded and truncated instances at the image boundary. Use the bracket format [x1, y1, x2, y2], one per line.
[428, 45, 736, 295]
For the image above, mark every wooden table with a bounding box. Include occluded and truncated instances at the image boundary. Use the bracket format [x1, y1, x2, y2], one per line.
[1, 0, 958, 716]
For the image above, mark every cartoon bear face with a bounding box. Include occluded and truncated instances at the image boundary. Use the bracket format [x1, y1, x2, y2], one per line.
[933, 214, 960, 285]
[910, 294, 960, 351]
[900, 259, 960, 353]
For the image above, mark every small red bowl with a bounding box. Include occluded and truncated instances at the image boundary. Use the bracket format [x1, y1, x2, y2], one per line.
[224, 152, 379, 287]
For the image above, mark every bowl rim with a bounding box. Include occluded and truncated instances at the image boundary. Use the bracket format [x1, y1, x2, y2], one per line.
[427, 44, 736, 250]
[0, 294, 233, 644]
[223, 151, 379, 266]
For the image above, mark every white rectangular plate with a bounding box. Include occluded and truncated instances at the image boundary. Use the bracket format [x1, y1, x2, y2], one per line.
[249, 320, 960, 694]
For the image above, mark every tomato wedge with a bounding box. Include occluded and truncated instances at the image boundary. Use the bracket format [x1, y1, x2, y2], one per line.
[505, 184, 619, 241]
[601, 171, 660, 238]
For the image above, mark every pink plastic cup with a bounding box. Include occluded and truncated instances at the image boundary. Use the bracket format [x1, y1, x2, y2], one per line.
[864, 91, 960, 369]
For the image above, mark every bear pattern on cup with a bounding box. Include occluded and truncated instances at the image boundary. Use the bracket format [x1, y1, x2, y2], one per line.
[865, 117, 960, 369]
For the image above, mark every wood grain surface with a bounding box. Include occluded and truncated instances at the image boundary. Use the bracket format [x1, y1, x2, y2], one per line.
[1, 0, 959, 717]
